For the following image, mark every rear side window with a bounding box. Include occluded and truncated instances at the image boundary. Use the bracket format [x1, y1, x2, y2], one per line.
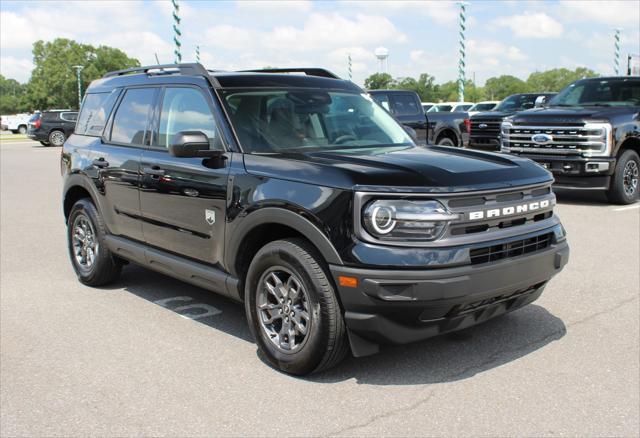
[76, 91, 119, 136]
[60, 112, 78, 122]
[110, 88, 157, 145]
[371, 94, 391, 112]
[390, 94, 421, 116]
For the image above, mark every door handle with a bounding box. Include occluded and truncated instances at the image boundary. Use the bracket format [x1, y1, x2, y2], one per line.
[143, 166, 165, 177]
[92, 158, 109, 168]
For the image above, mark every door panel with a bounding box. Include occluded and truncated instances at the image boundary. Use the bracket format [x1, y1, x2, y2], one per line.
[140, 86, 229, 265]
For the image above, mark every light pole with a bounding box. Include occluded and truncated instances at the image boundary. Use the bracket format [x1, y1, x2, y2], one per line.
[614, 28, 621, 75]
[172, 0, 182, 64]
[457, 2, 468, 102]
[72, 65, 84, 109]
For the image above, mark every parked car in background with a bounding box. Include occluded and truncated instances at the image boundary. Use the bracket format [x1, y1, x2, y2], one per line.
[502, 76, 640, 204]
[468, 93, 556, 152]
[468, 101, 500, 116]
[369, 90, 469, 147]
[1, 113, 32, 134]
[27, 110, 78, 146]
[421, 102, 436, 112]
[427, 102, 474, 113]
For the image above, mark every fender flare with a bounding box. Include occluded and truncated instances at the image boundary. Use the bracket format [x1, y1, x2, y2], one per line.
[226, 207, 344, 269]
[62, 173, 104, 219]
[433, 127, 460, 146]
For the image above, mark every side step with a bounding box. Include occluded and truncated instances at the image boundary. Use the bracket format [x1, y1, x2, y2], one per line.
[104, 235, 242, 301]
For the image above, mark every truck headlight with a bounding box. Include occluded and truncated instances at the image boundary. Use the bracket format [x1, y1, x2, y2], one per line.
[363, 200, 459, 241]
[582, 122, 612, 157]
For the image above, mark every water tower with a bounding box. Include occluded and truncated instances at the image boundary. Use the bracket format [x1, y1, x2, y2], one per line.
[374, 47, 389, 73]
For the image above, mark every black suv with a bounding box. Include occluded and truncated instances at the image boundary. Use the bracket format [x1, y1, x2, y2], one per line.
[27, 110, 78, 146]
[468, 93, 556, 152]
[61, 64, 569, 375]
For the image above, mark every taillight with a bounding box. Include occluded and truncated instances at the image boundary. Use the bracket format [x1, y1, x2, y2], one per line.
[34, 118, 41, 129]
[464, 118, 471, 134]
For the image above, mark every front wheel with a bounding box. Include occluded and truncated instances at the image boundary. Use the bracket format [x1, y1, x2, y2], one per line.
[245, 238, 348, 375]
[436, 136, 457, 147]
[607, 150, 639, 204]
[67, 198, 122, 286]
[48, 130, 66, 147]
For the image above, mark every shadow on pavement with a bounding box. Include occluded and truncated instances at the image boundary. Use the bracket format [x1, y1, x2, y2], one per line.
[554, 188, 610, 206]
[105, 264, 566, 385]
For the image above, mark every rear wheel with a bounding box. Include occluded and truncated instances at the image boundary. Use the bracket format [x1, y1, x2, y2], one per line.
[606, 150, 639, 204]
[18, 125, 27, 135]
[245, 238, 348, 375]
[67, 198, 122, 286]
[49, 130, 66, 147]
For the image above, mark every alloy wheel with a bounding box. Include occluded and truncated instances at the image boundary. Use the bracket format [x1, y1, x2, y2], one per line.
[50, 131, 65, 146]
[257, 267, 311, 353]
[72, 214, 98, 271]
[623, 159, 639, 196]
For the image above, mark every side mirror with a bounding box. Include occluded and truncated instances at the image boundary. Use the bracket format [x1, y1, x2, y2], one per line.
[169, 131, 221, 158]
[403, 125, 418, 141]
[534, 96, 547, 108]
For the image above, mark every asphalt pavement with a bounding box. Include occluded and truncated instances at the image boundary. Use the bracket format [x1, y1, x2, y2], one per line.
[1, 139, 638, 437]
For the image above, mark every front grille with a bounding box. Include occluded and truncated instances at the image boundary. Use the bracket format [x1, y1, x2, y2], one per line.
[470, 233, 552, 265]
[471, 119, 502, 136]
[502, 124, 609, 156]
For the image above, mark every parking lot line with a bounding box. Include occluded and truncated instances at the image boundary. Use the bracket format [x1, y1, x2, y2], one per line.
[613, 205, 640, 212]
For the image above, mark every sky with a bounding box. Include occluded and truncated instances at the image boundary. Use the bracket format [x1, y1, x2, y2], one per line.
[1, 0, 639, 87]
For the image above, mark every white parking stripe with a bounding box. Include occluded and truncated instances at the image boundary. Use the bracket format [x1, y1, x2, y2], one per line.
[613, 204, 640, 211]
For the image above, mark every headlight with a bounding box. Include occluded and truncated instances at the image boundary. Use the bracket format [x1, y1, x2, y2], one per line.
[582, 122, 612, 157]
[363, 199, 459, 241]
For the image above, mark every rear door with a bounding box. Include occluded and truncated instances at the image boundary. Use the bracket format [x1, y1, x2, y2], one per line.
[139, 85, 230, 264]
[90, 87, 159, 241]
[388, 92, 428, 141]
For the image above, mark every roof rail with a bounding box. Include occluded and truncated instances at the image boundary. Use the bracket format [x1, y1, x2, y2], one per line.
[103, 63, 210, 78]
[239, 68, 340, 79]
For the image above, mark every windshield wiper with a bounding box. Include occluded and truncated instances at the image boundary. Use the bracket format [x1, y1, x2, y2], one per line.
[549, 103, 577, 107]
[584, 103, 612, 107]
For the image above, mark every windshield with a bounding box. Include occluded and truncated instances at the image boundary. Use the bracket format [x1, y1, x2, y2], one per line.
[495, 95, 543, 112]
[221, 89, 413, 153]
[549, 79, 640, 107]
[453, 104, 472, 112]
[471, 103, 497, 112]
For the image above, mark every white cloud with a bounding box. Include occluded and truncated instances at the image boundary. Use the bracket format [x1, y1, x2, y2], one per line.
[236, 0, 313, 14]
[468, 40, 527, 61]
[0, 56, 34, 83]
[558, 1, 640, 27]
[341, 1, 458, 25]
[493, 12, 564, 38]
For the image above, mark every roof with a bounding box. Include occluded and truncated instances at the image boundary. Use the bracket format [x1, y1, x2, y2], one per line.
[88, 64, 361, 94]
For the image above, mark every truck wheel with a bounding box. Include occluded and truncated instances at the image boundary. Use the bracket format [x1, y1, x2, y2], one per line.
[244, 238, 348, 375]
[67, 198, 122, 286]
[436, 135, 456, 147]
[18, 125, 27, 135]
[49, 130, 66, 147]
[606, 150, 639, 204]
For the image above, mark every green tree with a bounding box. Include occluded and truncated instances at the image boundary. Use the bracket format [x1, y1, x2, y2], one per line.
[27, 38, 139, 110]
[526, 67, 598, 92]
[0, 75, 29, 114]
[364, 73, 394, 90]
[483, 75, 530, 100]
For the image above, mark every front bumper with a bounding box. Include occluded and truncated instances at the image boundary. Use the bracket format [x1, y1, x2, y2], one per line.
[509, 153, 616, 189]
[468, 135, 500, 151]
[330, 235, 569, 356]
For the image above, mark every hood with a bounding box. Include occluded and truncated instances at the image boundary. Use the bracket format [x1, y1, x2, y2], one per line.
[511, 106, 638, 124]
[243, 145, 552, 193]
[471, 110, 518, 120]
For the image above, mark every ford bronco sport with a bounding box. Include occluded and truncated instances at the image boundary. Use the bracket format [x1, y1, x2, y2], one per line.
[62, 64, 569, 375]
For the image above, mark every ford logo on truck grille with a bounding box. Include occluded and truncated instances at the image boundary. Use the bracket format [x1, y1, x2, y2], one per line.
[532, 133, 553, 144]
[478, 123, 488, 129]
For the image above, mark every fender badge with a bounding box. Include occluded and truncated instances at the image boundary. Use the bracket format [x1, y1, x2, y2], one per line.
[205, 209, 216, 225]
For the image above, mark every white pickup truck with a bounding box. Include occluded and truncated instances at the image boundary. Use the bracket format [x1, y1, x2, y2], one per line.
[0, 113, 32, 134]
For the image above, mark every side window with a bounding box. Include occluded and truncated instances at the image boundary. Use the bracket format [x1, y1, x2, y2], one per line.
[76, 91, 119, 136]
[390, 94, 421, 116]
[156, 87, 221, 149]
[60, 112, 78, 122]
[372, 94, 391, 112]
[110, 88, 156, 145]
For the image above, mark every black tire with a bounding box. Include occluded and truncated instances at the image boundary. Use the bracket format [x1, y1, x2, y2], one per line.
[48, 130, 66, 147]
[606, 149, 640, 205]
[67, 198, 122, 286]
[244, 238, 348, 375]
[436, 135, 457, 147]
[18, 125, 27, 135]
[39, 141, 50, 147]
